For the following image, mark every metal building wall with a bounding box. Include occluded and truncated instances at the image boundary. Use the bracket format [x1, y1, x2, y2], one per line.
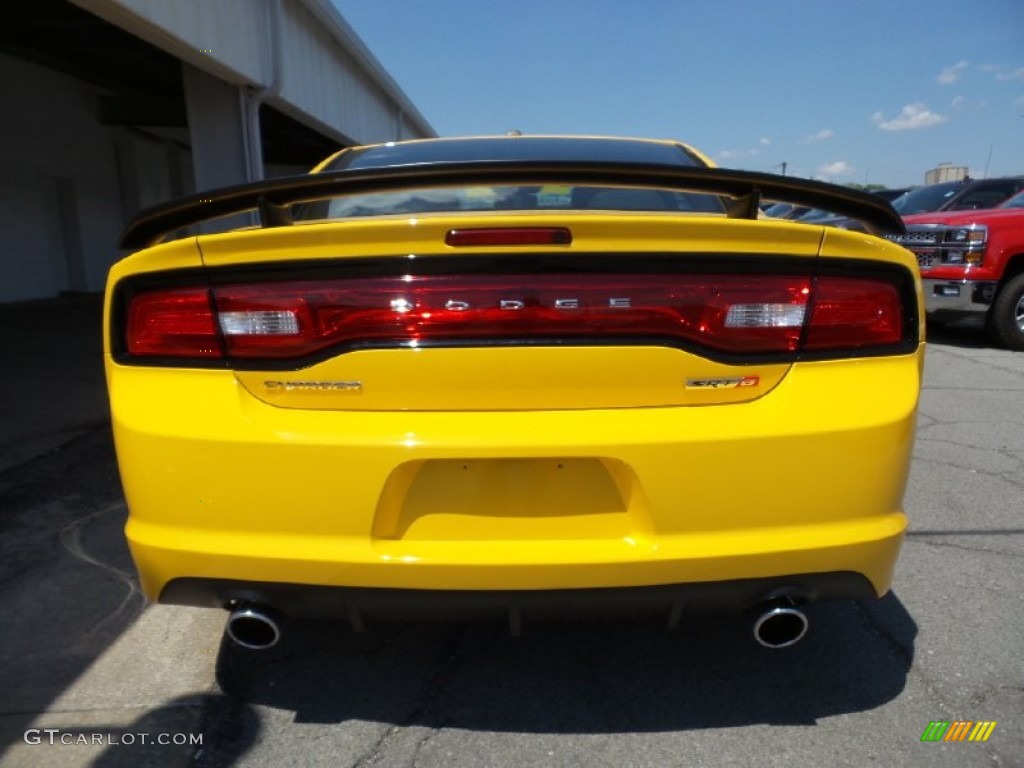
[278, 1, 399, 143]
[72, 0, 433, 143]
[73, 0, 271, 83]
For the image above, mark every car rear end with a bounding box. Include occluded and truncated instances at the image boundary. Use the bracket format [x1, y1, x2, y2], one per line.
[104, 140, 924, 646]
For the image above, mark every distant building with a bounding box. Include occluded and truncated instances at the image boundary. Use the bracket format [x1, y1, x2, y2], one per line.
[0, 0, 435, 303]
[926, 164, 970, 184]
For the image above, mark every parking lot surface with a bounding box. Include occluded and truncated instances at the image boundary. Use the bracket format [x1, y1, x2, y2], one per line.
[0, 300, 1020, 767]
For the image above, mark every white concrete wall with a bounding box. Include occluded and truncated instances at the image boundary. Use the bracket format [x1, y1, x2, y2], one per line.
[0, 54, 188, 300]
[0, 54, 128, 300]
[0, 165, 68, 301]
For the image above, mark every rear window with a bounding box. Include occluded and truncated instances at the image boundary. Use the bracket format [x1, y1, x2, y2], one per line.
[891, 182, 962, 215]
[948, 184, 1021, 211]
[999, 191, 1024, 209]
[325, 136, 708, 171]
[298, 184, 724, 220]
[296, 137, 725, 219]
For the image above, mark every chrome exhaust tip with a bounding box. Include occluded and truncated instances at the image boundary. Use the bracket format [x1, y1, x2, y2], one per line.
[753, 602, 808, 649]
[226, 605, 283, 650]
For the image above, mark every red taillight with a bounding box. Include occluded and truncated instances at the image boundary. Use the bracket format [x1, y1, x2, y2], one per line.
[121, 271, 907, 362]
[205, 274, 811, 358]
[126, 288, 222, 358]
[805, 277, 903, 349]
[445, 227, 572, 246]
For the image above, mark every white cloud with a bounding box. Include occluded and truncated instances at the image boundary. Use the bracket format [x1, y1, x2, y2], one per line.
[718, 147, 762, 161]
[719, 139, 775, 161]
[996, 66, 1024, 81]
[805, 129, 835, 143]
[872, 103, 947, 131]
[951, 95, 985, 111]
[817, 161, 854, 178]
[938, 61, 969, 85]
[979, 64, 1024, 81]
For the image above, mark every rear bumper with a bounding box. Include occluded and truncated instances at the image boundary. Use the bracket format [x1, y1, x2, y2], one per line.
[111, 350, 921, 606]
[132, 515, 905, 607]
[161, 571, 878, 624]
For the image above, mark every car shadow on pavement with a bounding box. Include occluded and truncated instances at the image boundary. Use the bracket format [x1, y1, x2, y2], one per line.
[85, 694, 260, 768]
[211, 592, 916, 741]
[0, 422, 263, 767]
[925, 319, 993, 349]
[0, 429, 144, 751]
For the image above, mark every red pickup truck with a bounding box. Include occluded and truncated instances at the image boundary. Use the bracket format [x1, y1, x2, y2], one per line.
[890, 198, 1024, 350]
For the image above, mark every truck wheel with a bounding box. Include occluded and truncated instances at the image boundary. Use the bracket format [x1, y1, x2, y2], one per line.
[988, 273, 1024, 350]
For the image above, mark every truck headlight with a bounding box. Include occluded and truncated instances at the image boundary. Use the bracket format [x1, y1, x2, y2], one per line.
[943, 225, 986, 265]
[947, 225, 987, 245]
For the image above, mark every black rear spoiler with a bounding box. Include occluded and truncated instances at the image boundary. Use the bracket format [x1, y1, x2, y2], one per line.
[120, 161, 905, 249]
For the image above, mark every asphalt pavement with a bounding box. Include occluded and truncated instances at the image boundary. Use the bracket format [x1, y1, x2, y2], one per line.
[0, 301, 1021, 768]
[0, 296, 109, 473]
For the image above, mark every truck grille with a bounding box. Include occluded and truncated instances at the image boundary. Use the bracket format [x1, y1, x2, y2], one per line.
[892, 231, 939, 246]
[888, 224, 986, 272]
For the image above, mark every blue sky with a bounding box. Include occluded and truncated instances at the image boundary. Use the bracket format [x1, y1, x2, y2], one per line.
[331, 1, 1024, 189]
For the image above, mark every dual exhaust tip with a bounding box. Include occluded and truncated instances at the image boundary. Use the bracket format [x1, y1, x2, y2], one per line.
[226, 605, 283, 650]
[752, 601, 809, 649]
[226, 601, 809, 651]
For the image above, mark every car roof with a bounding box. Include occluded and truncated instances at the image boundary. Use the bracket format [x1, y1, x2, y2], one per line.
[1000, 190, 1024, 208]
[892, 176, 1024, 215]
[318, 135, 711, 172]
[903, 207, 1024, 226]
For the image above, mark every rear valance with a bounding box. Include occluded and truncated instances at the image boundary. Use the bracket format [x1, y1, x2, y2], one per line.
[120, 162, 905, 249]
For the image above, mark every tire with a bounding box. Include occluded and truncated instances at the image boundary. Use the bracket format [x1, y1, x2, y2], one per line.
[988, 273, 1024, 350]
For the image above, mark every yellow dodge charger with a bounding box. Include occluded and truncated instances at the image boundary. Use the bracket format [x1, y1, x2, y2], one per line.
[104, 136, 924, 650]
